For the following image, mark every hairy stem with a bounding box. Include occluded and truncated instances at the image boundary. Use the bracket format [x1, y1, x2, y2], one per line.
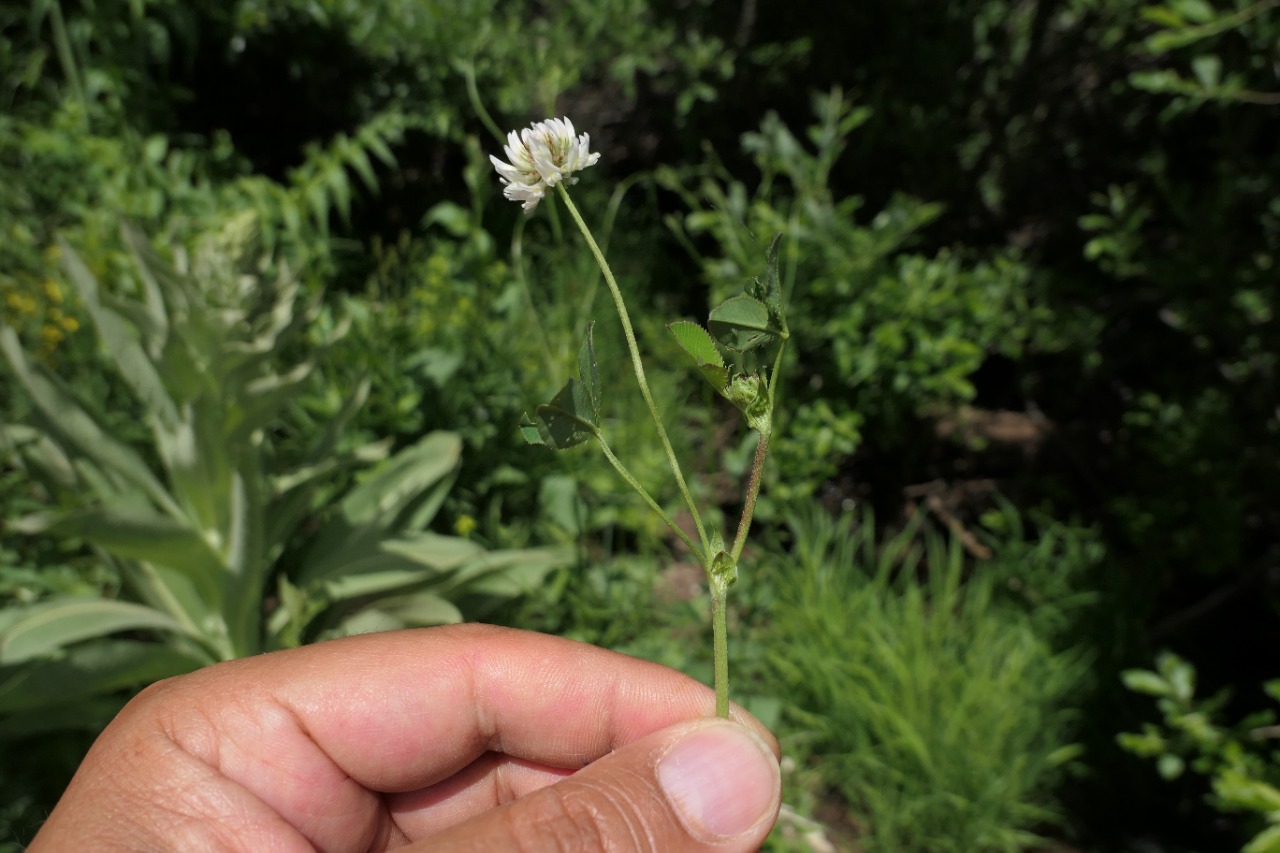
[556, 183, 710, 558]
[593, 433, 700, 558]
[730, 431, 770, 564]
[711, 578, 730, 718]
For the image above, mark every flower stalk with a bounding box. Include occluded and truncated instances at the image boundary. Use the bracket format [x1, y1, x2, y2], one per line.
[555, 183, 712, 560]
[498, 117, 790, 719]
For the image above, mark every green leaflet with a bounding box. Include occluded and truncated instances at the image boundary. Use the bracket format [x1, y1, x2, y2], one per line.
[708, 294, 777, 352]
[521, 324, 602, 450]
[669, 320, 730, 392]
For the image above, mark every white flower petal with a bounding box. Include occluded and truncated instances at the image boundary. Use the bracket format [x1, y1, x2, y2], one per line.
[490, 116, 602, 212]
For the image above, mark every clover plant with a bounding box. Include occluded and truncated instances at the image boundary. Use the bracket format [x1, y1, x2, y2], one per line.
[492, 117, 789, 716]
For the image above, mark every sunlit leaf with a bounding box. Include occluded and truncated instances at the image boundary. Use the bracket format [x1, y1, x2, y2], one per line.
[339, 431, 462, 529]
[60, 240, 178, 428]
[0, 599, 187, 665]
[332, 593, 464, 639]
[0, 327, 181, 516]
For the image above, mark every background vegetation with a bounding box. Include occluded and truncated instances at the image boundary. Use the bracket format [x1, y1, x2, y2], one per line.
[2, 0, 1278, 849]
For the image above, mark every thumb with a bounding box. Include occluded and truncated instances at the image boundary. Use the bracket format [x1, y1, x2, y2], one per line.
[416, 718, 782, 852]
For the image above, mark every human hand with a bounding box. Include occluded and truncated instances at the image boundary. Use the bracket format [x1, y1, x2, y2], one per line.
[28, 624, 781, 851]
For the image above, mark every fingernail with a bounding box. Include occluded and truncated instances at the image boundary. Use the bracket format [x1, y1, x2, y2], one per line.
[657, 722, 780, 840]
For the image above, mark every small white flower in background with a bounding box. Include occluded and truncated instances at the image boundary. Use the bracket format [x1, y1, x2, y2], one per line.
[490, 117, 601, 212]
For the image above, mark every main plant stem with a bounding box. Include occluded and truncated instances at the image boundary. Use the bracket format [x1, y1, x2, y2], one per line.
[556, 183, 710, 559]
[711, 578, 730, 718]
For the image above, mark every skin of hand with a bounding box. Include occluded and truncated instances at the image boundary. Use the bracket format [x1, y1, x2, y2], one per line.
[27, 623, 781, 852]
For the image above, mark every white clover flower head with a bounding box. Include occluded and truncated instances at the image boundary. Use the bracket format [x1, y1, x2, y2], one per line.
[490, 117, 602, 212]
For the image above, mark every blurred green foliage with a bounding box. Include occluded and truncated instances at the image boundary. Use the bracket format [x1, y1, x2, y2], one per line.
[1120, 652, 1280, 853]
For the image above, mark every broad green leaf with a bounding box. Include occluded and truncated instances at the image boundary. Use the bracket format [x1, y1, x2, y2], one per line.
[708, 294, 777, 351]
[1172, 0, 1216, 24]
[304, 530, 481, 594]
[340, 431, 462, 528]
[382, 531, 486, 571]
[0, 327, 181, 517]
[669, 321, 730, 391]
[296, 523, 387, 586]
[376, 591, 465, 626]
[314, 535, 483, 601]
[325, 608, 412, 638]
[221, 467, 268, 659]
[346, 144, 379, 191]
[1140, 6, 1186, 28]
[424, 201, 472, 237]
[60, 241, 179, 428]
[322, 567, 435, 601]
[154, 406, 229, 537]
[48, 507, 226, 611]
[51, 506, 223, 572]
[0, 638, 208, 718]
[1161, 653, 1195, 701]
[538, 475, 583, 536]
[268, 378, 377, 547]
[0, 599, 187, 665]
[520, 325, 603, 448]
[444, 546, 571, 598]
[332, 592, 464, 639]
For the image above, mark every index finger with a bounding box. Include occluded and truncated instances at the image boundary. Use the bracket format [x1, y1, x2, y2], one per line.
[149, 624, 775, 791]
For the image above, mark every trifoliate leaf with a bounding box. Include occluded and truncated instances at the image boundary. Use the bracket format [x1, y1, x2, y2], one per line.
[520, 327, 602, 450]
[519, 378, 598, 449]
